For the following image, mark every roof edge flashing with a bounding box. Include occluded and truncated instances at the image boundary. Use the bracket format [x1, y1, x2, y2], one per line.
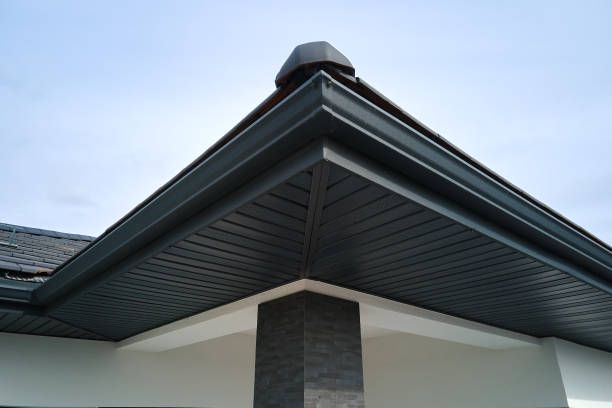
[316, 74, 611, 282]
[34, 90, 334, 308]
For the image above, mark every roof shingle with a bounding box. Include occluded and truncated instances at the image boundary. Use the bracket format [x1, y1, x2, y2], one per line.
[0, 223, 94, 282]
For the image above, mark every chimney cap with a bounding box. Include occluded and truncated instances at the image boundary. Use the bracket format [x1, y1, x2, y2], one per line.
[275, 41, 354, 87]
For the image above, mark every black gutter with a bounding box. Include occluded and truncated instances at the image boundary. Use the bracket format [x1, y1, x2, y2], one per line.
[0, 278, 42, 316]
[328, 71, 611, 253]
[5, 66, 610, 314]
[24, 82, 300, 307]
[33, 74, 330, 307]
[91, 82, 300, 252]
[0, 279, 38, 304]
[319, 71, 611, 284]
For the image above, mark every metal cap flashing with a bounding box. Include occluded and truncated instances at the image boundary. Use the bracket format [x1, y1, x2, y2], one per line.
[275, 41, 355, 87]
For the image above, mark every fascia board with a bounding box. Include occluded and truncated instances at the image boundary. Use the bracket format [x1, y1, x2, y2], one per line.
[318, 72, 611, 284]
[34, 73, 333, 307]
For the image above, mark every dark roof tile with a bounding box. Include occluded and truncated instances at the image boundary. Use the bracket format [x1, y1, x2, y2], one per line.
[0, 223, 94, 283]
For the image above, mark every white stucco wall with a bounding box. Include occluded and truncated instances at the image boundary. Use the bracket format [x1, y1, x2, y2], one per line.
[552, 338, 612, 408]
[0, 332, 256, 408]
[362, 333, 568, 408]
[1, 331, 611, 407]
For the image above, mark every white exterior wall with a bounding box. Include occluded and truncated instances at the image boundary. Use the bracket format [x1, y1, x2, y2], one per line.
[0, 331, 611, 407]
[363, 333, 568, 408]
[552, 338, 612, 408]
[0, 332, 256, 408]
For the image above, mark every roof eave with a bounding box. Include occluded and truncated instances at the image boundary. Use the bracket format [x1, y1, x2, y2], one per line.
[318, 71, 611, 286]
[33, 72, 335, 308]
[23, 69, 611, 317]
[0, 278, 39, 304]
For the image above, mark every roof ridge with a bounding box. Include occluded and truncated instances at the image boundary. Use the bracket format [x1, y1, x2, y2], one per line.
[0, 222, 96, 242]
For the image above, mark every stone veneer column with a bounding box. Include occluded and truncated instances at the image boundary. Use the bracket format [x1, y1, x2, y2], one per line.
[253, 291, 365, 408]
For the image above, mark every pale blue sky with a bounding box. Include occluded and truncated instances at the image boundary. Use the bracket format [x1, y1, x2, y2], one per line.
[1, 1, 610, 243]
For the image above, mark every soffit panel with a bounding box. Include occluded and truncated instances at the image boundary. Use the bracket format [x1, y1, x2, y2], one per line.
[310, 164, 612, 351]
[48, 170, 314, 340]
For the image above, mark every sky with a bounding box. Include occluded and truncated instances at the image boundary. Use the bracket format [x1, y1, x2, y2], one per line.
[0, 1, 610, 244]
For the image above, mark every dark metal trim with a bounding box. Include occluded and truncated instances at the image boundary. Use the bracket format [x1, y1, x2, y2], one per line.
[328, 70, 611, 254]
[29, 70, 612, 310]
[42, 139, 327, 313]
[0, 279, 38, 304]
[321, 138, 612, 295]
[0, 67, 607, 346]
[318, 72, 611, 283]
[34, 74, 332, 306]
[301, 161, 330, 276]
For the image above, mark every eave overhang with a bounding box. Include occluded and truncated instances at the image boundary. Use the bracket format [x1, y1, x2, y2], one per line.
[34, 74, 334, 307]
[2, 70, 610, 350]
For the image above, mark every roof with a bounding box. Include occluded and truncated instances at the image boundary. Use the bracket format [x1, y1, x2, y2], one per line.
[0, 42, 610, 350]
[333, 75, 611, 254]
[0, 223, 93, 282]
